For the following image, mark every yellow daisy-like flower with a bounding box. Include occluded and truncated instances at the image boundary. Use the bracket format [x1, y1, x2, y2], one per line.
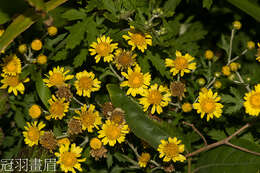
[89, 35, 118, 63]
[98, 120, 129, 147]
[165, 50, 197, 77]
[90, 137, 102, 150]
[139, 84, 171, 114]
[193, 89, 223, 121]
[123, 26, 152, 53]
[2, 54, 22, 76]
[74, 104, 102, 132]
[0, 74, 29, 96]
[46, 95, 69, 120]
[29, 104, 42, 119]
[256, 43, 260, 62]
[244, 84, 260, 116]
[58, 138, 70, 146]
[55, 143, 86, 173]
[120, 65, 151, 97]
[114, 48, 137, 70]
[138, 153, 151, 168]
[74, 70, 101, 97]
[43, 66, 74, 88]
[157, 137, 186, 162]
[22, 121, 45, 147]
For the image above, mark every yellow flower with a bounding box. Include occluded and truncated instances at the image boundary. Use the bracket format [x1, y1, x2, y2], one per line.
[90, 137, 102, 150]
[138, 153, 151, 168]
[222, 65, 231, 76]
[74, 104, 102, 132]
[193, 89, 223, 121]
[58, 138, 70, 146]
[74, 70, 101, 97]
[256, 43, 260, 62]
[247, 41, 255, 50]
[157, 137, 186, 162]
[244, 84, 260, 116]
[233, 20, 241, 30]
[37, 54, 47, 65]
[48, 26, 58, 36]
[120, 65, 151, 97]
[139, 84, 171, 114]
[122, 26, 152, 53]
[0, 74, 29, 96]
[55, 143, 86, 173]
[29, 104, 42, 119]
[23, 121, 45, 147]
[229, 62, 240, 72]
[165, 51, 196, 77]
[89, 35, 118, 63]
[18, 44, 27, 54]
[204, 50, 214, 60]
[43, 66, 74, 88]
[2, 54, 22, 76]
[46, 95, 69, 120]
[182, 102, 192, 113]
[114, 48, 137, 70]
[31, 39, 43, 51]
[98, 120, 129, 146]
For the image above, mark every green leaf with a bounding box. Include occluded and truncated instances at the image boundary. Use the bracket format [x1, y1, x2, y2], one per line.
[62, 9, 86, 21]
[85, 17, 99, 43]
[137, 55, 150, 73]
[163, 0, 181, 17]
[217, 34, 229, 54]
[203, 0, 213, 10]
[35, 72, 51, 109]
[102, 0, 116, 15]
[14, 109, 26, 129]
[73, 49, 88, 67]
[25, 0, 46, 11]
[107, 84, 184, 149]
[51, 49, 68, 61]
[0, 0, 69, 52]
[195, 139, 260, 173]
[221, 87, 243, 114]
[106, 152, 113, 168]
[65, 21, 87, 49]
[208, 130, 226, 141]
[227, 0, 260, 22]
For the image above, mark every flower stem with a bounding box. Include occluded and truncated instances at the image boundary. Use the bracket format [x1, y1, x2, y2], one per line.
[73, 96, 84, 106]
[228, 29, 235, 64]
[109, 64, 124, 81]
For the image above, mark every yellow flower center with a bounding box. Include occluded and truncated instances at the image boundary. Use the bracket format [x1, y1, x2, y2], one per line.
[118, 53, 132, 67]
[78, 76, 93, 90]
[28, 127, 40, 142]
[131, 33, 146, 46]
[6, 61, 17, 72]
[6, 76, 19, 87]
[128, 72, 143, 88]
[148, 90, 162, 105]
[163, 143, 179, 158]
[96, 42, 111, 56]
[174, 57, 188, 70]
[29, 105, 41, 118]
[81, 112, 96, 127]
[49, 72, 64, 86]
[90, 138, 102, 150]
[105, 124, 121, 140]
[61, 151, 77, 167]
[50, 101, 65, 116]
[250, 93, 260, 108]
[201, 98, 216, 113]
[139, 153, 150, 163]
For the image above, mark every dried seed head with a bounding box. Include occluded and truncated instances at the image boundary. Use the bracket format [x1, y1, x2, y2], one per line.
[110, 108, 125, 125]
[90, 146, 108, 160]
[163, 164, 175, 173]
[170, 81, 186, 100]
[55, 85, 73, 102]
[102, 102, 114, 117]
[40, 131, 57, 151]
[67, 118, 82, 135]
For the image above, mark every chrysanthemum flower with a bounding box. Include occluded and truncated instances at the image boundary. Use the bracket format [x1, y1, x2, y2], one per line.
[139, 84, 171, 114]
[43, 66, 74, 88]
[74, 70, 101, 97]
[256, 43, 260, 62]
[138, 153, 151, 168]
[90, 137, 102, 150]
[2, 55, 22, 76]
[114, 48, 137, 70]
[90, 138, 108, 160]
[244, 84, 260, 116]
[46, 95, 69, 120]
[193, 89, 223, 121]
[157, 137, 186, 162]
[22, 121, 45, 147]
[29, 104, 42, 119]
[165, 51, 196, 77]
[74, 104, 102, 132]
[98, 120, 129, 146]
[0, 74, 29, 96]
[122, 26, 152, 52]
[120, 65, 151, 97]
[55, 143, 86, 173]
[89, 35, 118, 63]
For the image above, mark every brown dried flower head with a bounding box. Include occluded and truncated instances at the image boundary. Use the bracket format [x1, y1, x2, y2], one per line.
[170, 81, 186, 100]
[67, 118, 82, 135]
[55, 85, 73, 102]
[110, 108, 125, 125]
[163, 164, 175, 173]
[102, 102, 114, 117]
[90, 146, 108, 160]
[40, 131, 57, 151]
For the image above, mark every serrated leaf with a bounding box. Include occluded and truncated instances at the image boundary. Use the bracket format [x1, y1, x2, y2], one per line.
[62, 9, 86, 21]
[221, 87, 243, 114]
[203, 0, 213, 10]
[51, 49, 67, 62]
[208, 130, 226, 141]
[195, 139, 260, 173]
[14, 109, 26, 129]
[113, 152, 130, 163]
[217, 34, 229, 54]
[73, 49, 88, 67]
[137, 56, 150, 73]
[35, 72, 51, 109]
[163, 0, 181, 17]
[65, 20, 87, 49]
[106, 153, 113, 168]
[102, 0, 116, 14]
[85, 17, 98, 43]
